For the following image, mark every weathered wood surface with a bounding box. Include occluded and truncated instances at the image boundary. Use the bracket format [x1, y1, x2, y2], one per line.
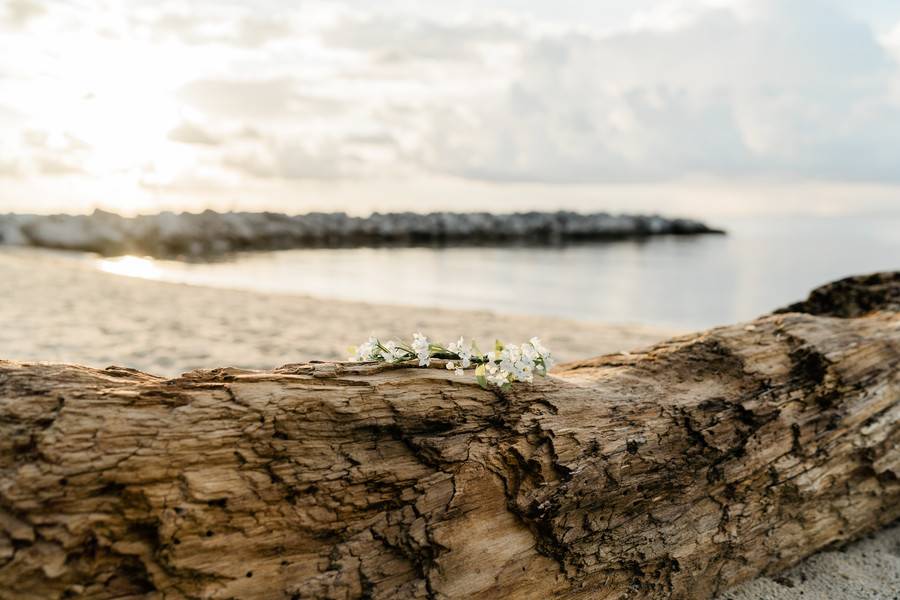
[776, 271, 900, 317]
[1, 274, 898, 600]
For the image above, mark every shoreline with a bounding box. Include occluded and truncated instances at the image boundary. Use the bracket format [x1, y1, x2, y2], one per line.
[0, 248, 682, 377]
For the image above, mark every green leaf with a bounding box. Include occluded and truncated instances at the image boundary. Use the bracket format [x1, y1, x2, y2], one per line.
[475, 364, 488, 388]
[494, 339, 504, 352]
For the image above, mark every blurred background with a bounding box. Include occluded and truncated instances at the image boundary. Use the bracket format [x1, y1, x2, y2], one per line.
[1, 0, 899, 374]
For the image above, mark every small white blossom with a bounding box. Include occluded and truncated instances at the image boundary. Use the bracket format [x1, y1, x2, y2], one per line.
[383, 340, 408, 363]
[486, 363, 511, 386]
[445, 362, 464, 376]
[496, 344, 536, 383]
[350, 336, 380, 361]
[448, 336, 474, 368]
[529, 337, 549, 355]
[412, 332, 431, 366]
[529, 337, 554, 372]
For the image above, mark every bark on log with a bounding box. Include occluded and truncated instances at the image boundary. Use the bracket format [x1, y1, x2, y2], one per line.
[776, 271, 900, 317]
[1, 276, 899, 600]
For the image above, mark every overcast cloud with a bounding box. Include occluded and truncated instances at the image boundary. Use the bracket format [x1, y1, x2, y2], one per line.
[1, 0, 900, 214]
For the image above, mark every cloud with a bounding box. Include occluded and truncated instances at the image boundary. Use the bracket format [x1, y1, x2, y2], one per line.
[177, 78, 296, 118]
[323, 14, 521, 63]
[34, 156, 83, 176]
[0, 159, 22, 178]
[345, 132, 397, 147]
[137, 10, 293, 48]
[5, 0, 900, 194]
[1, 0, 45, 29]
[168, 122, 221, 146]
[234, 16, 294, 48]
[223, 143, 363, 181]
[21, 130, 89, 151]
[410, 1, 900, 183]
[12, 129, 90, 176]
[177, 78, 342, 119]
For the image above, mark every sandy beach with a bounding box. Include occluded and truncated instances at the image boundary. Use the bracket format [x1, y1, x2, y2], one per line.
[0, 248, 681, 376]
[2, 247, 897, 598]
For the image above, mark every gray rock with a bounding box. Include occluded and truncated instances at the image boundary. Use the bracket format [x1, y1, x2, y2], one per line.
[0, 210, 725, 258]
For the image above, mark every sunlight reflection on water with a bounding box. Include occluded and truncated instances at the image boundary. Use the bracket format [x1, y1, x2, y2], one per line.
[97, 255, 163, 279]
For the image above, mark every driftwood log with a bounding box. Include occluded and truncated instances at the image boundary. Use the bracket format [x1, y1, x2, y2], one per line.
[1, 274, 898, 599]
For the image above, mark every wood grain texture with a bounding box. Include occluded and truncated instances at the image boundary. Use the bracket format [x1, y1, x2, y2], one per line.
[1, 275, 898, 599]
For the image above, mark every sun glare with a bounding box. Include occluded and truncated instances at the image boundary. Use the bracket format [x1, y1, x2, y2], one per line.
[71, 52, 183, 168]
[10, 15, 203, 213]
[97, 255, 163, 280]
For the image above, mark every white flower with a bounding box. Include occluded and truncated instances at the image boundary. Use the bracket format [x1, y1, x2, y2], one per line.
[446, 362, 464, 376]
[383, 340, 408, 363]
[492, 344, 539, 383]
[412, 332, 431, 366]
[529, 337, 549, 355]
[486, 363, 511, 387]
[351, 336, 380, 361]
[448, 336, 473, 368]
[528, 336, 554, 372]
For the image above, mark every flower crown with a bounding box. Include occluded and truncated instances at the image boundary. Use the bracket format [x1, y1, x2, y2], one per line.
[349, 333, 554, 389]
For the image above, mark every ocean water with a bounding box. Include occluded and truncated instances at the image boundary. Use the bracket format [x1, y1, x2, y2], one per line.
[94, 214, 900, 330]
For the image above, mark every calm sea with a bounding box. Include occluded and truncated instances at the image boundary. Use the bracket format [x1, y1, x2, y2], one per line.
[94, 213, 900, 330]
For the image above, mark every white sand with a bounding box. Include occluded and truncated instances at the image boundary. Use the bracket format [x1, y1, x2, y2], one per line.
[0, 248, 679, 376]
[721, 524, 900, 599]
[1, 247, 896, 598]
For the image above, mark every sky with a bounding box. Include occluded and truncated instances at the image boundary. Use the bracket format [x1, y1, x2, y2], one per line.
[2, 0, 900, 217]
